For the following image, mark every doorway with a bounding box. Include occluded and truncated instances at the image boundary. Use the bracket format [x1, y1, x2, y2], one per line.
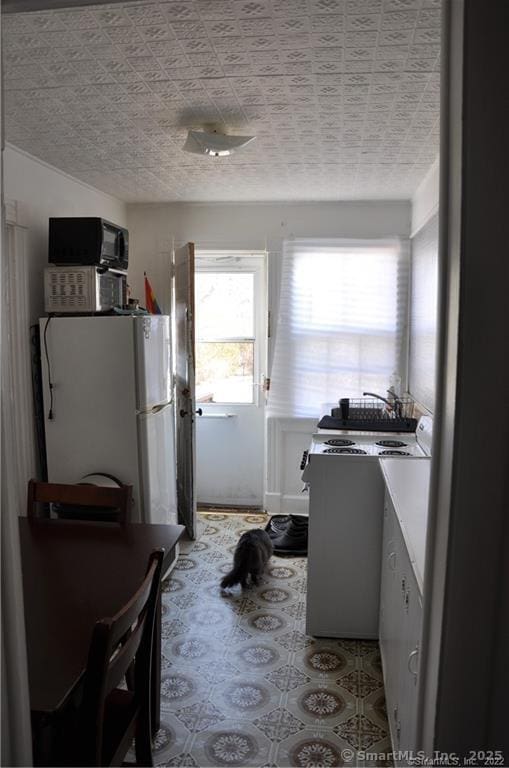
[194, 252, 267, 508]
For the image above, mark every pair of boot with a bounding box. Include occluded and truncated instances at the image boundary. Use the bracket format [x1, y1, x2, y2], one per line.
[265, 514, 308, 556]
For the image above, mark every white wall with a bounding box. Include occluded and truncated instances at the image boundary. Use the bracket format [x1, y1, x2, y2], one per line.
[4, 144, 127, 323]
[126, 200, 411, 310]
[127, 200, 411, 512]
[409, 213, 439, 413]
[411, 158, 439, 237]
[408, 156, 440, 414]
[1, 145, 125, 764]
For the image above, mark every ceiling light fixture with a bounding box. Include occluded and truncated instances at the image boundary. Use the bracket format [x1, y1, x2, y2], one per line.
[183, 126, 256, 158]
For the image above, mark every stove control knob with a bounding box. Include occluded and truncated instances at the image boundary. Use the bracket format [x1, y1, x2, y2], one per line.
[300, 450, 309, 470]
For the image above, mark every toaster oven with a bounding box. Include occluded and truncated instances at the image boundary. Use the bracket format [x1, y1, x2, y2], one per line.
[44, 266, 126, 314]
[48, 217, 129, 272]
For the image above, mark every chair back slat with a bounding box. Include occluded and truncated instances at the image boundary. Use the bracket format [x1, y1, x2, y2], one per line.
[77, 550, 164, 766]
[107, 556, 159, 654]
[26, 478, 132, 524]
[103, 612, 148, 697]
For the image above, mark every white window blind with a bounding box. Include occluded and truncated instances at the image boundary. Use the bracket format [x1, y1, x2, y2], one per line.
[268, 238, 410, 418]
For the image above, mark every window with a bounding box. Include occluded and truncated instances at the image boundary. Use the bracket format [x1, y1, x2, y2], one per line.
[195, 271, 255, 404]
[268, 238, 410, 418]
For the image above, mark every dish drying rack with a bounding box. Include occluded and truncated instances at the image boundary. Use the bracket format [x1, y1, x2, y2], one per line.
[333, 397, 415, 421]
[318, 396, 418, 433]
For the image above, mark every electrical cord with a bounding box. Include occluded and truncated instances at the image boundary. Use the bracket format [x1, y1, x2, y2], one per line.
[43, 316, 54, 420]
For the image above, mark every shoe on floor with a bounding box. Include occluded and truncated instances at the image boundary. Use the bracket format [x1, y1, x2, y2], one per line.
[267, 514, 308, 536]
[265, 515, 308, 556]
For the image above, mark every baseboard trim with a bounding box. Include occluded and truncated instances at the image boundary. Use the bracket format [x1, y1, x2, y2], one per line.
[264, 492, 309, 516]
[197, 501, 263, 511]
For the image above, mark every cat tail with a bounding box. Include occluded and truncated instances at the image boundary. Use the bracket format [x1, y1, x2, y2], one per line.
[220, 564, 245, 589]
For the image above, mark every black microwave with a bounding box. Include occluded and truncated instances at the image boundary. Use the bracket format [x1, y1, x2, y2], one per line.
[48, 217, 129, 272]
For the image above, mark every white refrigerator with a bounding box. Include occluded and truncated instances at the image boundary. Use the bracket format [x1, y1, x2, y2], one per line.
[39, 315, 177, 525]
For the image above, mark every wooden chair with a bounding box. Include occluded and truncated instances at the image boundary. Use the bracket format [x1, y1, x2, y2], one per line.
[56, 549, 164, 767]
[27, 479, 133, 524]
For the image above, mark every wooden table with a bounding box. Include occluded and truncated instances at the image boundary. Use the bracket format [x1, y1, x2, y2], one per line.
[19, 517, 184, 740]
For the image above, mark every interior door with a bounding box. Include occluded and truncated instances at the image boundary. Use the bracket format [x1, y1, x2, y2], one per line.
[174, 242, 196, 538]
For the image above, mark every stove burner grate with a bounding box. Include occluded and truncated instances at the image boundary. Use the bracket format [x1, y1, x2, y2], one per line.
[324, 447, 368, 455]
[376, 439, 408, 448]
[324, 438, 355, 447]
[379, 449, 411, 456]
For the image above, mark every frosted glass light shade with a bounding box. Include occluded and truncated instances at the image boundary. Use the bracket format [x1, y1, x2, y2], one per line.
[183, 130, 256, 157]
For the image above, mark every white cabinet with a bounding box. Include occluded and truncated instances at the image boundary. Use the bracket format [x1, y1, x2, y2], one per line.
[380, 491, 422, 760]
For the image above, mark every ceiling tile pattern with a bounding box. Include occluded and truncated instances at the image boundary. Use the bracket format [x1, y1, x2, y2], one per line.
[3, 0, 440, 202]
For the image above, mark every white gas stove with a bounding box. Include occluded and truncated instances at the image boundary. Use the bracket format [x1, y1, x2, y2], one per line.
[303, 415, 432, 640]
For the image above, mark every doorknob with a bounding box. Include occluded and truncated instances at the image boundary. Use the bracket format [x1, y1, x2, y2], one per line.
[180, 408, 202, 417]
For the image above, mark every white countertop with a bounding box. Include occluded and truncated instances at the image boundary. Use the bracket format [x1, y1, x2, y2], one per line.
[379, 457, 432, 593]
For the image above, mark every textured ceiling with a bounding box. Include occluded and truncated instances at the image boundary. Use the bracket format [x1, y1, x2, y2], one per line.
[3, 0, 441, 203]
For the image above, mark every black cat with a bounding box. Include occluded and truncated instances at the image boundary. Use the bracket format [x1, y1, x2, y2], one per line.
[220, 529, 273, 590]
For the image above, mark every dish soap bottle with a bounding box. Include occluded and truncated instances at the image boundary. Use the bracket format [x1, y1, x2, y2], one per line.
[387, 373, 402, 417]
[389, 372, 401, 397]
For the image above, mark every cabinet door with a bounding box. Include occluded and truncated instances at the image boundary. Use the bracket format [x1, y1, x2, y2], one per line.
[399, 568, 423, 752]
[379, 493, 396, 648]
[379, 493, 404, 745]
[380, 490, 423, 758]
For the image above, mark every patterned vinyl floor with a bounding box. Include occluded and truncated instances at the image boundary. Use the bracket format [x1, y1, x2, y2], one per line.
[155, 512, 391, 767]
